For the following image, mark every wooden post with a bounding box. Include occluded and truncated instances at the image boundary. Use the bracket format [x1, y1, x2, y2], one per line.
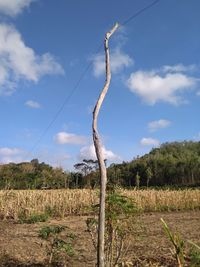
[92, 22, 119, 267]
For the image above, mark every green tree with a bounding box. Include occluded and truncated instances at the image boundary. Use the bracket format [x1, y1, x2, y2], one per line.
[135, 172, 140, 189]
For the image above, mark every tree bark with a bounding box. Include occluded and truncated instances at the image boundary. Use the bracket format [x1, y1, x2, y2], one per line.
[92, 23, 119, 267]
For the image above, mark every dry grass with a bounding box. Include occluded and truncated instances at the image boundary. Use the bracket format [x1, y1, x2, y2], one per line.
[0, 189, 199, 220]
[123, 189, 200, 211]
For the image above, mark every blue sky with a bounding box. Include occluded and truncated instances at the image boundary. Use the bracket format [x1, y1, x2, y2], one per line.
[0, 0, 200, 170]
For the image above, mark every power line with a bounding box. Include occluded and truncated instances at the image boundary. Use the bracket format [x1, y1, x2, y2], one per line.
[121, 0, 160, 26]
[28, 43, 103, 155]
[28, 0, 161, 156]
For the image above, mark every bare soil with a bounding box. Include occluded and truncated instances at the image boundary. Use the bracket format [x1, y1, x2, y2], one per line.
[0, 211, 199, 266]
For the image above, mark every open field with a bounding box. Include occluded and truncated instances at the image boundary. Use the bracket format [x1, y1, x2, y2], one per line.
[0, 189, 199, 220]
[0, 211, 199, 266]
[0, 189, 199, 266]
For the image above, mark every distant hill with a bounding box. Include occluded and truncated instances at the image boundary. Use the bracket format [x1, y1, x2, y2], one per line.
[107, 141, 200, 187]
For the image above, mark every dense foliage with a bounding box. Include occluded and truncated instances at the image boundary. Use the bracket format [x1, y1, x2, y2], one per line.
[108, 141, 200, 187]
[0, 159, 80, 189]
[0, 141, 200, 189]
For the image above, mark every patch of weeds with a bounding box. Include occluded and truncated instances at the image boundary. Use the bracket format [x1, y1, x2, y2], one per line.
[53, 238, 74, 257]
[39, 225, 65, 239]
[45, 206, 57, 217]
[19, 212, 49, 224]
[161, 219, 200, 267]
[190, 249, 200, 267]
[188, 241, 200, 267]
[38, 225, 76, 265]
[161, 218, 185, 266]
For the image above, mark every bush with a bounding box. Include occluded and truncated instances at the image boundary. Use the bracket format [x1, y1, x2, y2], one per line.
[38, 225, 76, 264]
[86, 189, 138, 266]
[39, 225, 65, 239]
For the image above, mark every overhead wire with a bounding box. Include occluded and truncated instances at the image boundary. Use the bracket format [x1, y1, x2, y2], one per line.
[28, 0, 161, 157]
[121, 0, 160, 26]
[28, 43, 103, 156]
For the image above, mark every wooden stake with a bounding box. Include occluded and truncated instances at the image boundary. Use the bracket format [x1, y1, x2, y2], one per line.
[92, 22, 119, 267]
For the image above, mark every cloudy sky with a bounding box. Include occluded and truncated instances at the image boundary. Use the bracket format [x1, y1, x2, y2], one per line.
[0, 0, 200, 170]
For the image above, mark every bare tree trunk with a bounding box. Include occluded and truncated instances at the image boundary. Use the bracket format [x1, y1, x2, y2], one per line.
[92, 23, 119, 267]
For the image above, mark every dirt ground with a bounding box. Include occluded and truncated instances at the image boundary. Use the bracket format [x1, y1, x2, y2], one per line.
[0, 211, 199, 266]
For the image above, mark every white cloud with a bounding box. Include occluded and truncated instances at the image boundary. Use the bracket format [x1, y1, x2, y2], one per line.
[148, 119, 171, 132]
[37, 149, 71, 169]
[0, 0, 33, 16]
[79, 144, 120, 162]
[0, 24, 64, 95]
[55, 132, 87, 145]
[25, 100, 41, 109]
[162, 64, 197, 73]
[140, 138, 160, 146]
[0, 147, 26, 164]
[112, 25, 128, 47]
[0, 146, 71, 169]
[0, 147, 21, 156]
[92, 48, 133, 77]
[127, 69, 196, 105]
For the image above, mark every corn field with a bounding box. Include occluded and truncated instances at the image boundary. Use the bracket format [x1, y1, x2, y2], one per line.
[0, 189, 199, 220]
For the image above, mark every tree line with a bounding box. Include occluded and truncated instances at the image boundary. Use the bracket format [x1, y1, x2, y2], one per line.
[0, 141, 200, 189]
[107, 141, 200, 187]
[0, 159, 77, 189]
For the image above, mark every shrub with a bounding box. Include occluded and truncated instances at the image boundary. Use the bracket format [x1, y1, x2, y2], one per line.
[86, 189, 138, 266]
[38, 225, 65, 239]
[38, 225, 76, 264]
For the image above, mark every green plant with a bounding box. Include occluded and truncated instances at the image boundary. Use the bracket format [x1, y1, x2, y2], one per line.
[161, 220, 200, 267]
[161, 218, 185, 267]
[54, 238, 74, 257]
[44, 206, 57, 217]
[38, 225, 65, 239]
[19, 212, 49, 224]
[86, 189, 138, 266]
[38, 225, 76, 265]
[188, 241, 200, 267]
